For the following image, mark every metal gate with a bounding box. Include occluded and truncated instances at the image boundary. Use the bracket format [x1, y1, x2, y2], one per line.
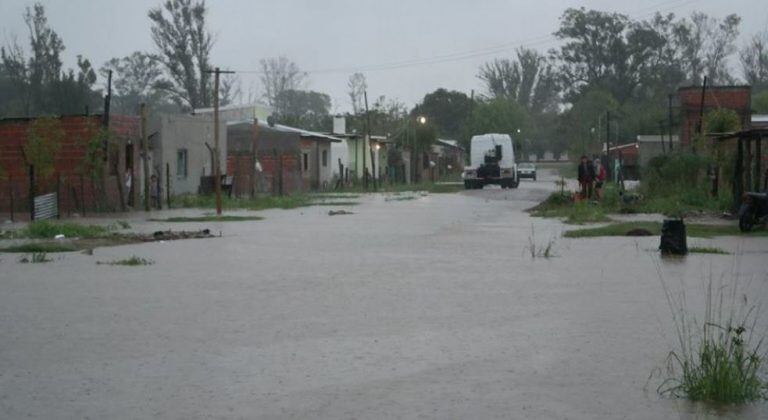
[33, 192, 59, 220]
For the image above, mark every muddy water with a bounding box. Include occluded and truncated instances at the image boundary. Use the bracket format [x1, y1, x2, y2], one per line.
[1, 171, 766, 419]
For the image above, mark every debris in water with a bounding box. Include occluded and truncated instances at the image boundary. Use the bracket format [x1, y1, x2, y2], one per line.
[328, 210, 354, 216]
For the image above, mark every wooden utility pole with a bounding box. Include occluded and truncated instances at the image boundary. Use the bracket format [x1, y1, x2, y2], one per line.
[205, 67, 235, 216]
[363, 90, 371, 190]
[141, 103, 150, 211]
[605, 111, 611, 180]
[668, 94, 674, 151]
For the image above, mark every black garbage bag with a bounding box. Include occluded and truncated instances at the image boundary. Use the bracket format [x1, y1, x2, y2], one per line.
[660, 219, 687, 255]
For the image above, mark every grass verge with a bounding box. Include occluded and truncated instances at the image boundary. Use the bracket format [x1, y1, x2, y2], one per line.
[2, 243, 77, 253]
[150, 215, 264, 222]
[689, 246, 730, 255]
[563, 222, 768, 239]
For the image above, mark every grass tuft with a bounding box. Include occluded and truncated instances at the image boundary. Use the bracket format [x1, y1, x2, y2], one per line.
[657, 271, 767, 403]
[22, 220, 109, 239]
[97, 256, 154, 266]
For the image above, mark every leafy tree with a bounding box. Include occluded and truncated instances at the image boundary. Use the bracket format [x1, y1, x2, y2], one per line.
[753, 90, 768, 113]
[25, 3, 64, 113]
[704, 108, 741, 134]
[148, 0, 213, 109]
[411, 89, 473, 140]
[24, 116, 63, 180]
[740, 31, 768, 91]
[347, 72, 367, 115]
[0, 4, 100, 117]
[462, 98, 530, 149]
[259, 56, 306, 108]
[673, 12, 741, 85]
[553, 8, 666, 104]
[478, 48, 559, 114]
[100, 51, 172, 114]
[560, 88, 618, 156]
[274, 89, 331, 131]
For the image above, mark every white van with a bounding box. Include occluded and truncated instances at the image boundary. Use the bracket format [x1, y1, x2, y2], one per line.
[463, 133, 518, 189]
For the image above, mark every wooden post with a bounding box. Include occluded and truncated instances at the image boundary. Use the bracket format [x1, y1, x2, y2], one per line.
[734, 138, 744, 211]
[80, 174, 86, 216]
[272, 149, 279, 196]
[754, 135, 761, 192]
[28, 164, 35, 221]
[213, 69, 223, 215]
[9, 178, 14, 222]
[56, 174, 61, 219]
[141, 103, 150, 211]
[166, 162, 171, 209]
[745, 138, 753, 193]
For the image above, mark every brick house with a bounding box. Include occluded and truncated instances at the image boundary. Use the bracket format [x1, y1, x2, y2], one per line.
[677, 85, 752, 147]
[0, 114, 140, 218]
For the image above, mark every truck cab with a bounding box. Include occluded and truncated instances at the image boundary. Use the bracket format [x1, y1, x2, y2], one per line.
[463, 133, 518, 189]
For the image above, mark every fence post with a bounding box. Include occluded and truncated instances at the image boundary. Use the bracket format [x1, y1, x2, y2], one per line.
[79, 174, 86, 216]
[56, 174, 61, 219]
[9, 177, 14, 222]
[166, 162, 171, 209]
[28, 164, 35, 221]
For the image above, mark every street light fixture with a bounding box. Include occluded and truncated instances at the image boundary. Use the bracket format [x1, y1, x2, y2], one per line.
[418, 116, 427, 125]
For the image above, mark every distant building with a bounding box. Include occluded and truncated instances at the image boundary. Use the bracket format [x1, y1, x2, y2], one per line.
[636, 135, 680, 168]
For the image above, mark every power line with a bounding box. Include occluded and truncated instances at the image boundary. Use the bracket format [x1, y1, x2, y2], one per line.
[229, 0, 702, 75]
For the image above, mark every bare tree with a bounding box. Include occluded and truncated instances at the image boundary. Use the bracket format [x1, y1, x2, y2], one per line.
[258, 56, 306, 108]
[148, 0, 213, 109]
[740, 31, 768, 90]
[347, 72, 367, 114]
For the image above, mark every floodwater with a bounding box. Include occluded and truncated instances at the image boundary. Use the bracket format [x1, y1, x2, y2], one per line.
[1, 170, 767, 419]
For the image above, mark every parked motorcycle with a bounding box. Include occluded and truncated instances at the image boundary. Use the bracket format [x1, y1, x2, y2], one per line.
[738, 191, 768, 232]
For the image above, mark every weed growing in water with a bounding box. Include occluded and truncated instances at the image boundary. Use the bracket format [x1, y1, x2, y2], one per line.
[18, 252, 52, 263]
[656, 264, 767, 403]
[525, 225, 557, 259]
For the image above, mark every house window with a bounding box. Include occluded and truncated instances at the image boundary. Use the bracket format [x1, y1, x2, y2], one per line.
[322, 150, 328, 167]
[302, 152, 309, 172]
[177, 149, 188, 178]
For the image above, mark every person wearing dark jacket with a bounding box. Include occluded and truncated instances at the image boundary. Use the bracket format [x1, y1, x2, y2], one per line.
[577, 155, 595, 199]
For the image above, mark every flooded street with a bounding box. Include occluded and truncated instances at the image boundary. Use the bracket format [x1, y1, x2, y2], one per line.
[1, 170, 767, 419]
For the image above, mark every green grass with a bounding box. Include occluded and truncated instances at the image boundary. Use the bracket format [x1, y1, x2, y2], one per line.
[21, 220, 110, 239]
[307, 201, 360, 206]
[529, 192, 610, 224]
[171, 194, 353, 211]
[1, 243, 77, 253]
[689, 246, 730, 255]
[97, 255, 154, 266]
[658, 275, 767, 403]
[563, 221, 767, 239]
[308, 193, 361, 199]
[150, 215, 264, 222]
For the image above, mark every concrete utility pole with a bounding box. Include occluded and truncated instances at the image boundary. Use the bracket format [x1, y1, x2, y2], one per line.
[205, 67, 235, 216]
[141, 103, 150, 211]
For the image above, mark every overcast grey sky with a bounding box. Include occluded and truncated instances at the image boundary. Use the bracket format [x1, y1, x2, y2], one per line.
[1, 0, 766, 111]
